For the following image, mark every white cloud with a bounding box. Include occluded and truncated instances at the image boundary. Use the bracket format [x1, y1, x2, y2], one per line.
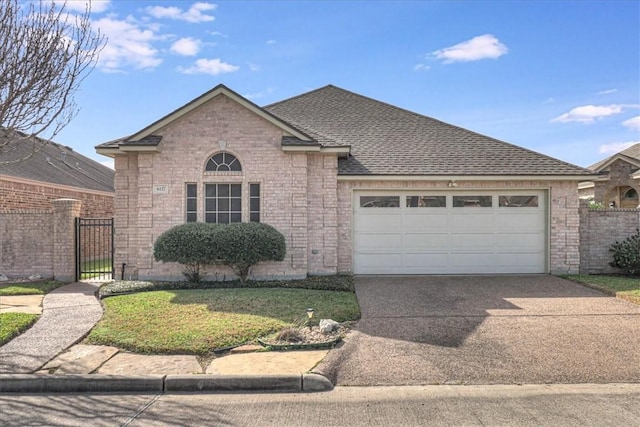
[248, 63, 261, 72]
[413, 64, 430, 72]
[145, 2, 216, 23]
[598, 89, 618, 95]
[170, 37, 201, 56]
[244, 87, 275, 100]
[551, 104, 625, 124]
[93, 17, 162, 72]
[266, 39, 277, 45]
[598, 141, 638, 155]
[431, 34, 508, 63]
[622, 115, 640, 131]
[100, 158, 115, 169]
[66, 0, 111, 13]
[179, 58, 239, 75]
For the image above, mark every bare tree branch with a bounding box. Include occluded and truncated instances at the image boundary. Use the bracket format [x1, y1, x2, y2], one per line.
[0, 0, 105, 163]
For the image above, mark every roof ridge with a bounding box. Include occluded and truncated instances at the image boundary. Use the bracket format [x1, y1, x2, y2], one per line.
[262, 84, 336, 109]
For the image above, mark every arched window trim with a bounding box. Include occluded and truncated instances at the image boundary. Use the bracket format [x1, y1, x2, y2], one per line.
[623, 187, 638, 199]
[205, 151, 242, 172]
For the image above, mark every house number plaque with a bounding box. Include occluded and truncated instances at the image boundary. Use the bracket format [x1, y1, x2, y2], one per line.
[153, 184, 169, 194]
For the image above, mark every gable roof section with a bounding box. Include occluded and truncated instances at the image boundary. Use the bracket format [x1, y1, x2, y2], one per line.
[588, 143, 640, 172]
[265, 85, 593, 177]
[96, 84, 316, 154]
[1, 129, 114, 193]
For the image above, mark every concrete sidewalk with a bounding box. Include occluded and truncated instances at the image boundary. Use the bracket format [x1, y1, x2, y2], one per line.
[0, 282, 103, 374]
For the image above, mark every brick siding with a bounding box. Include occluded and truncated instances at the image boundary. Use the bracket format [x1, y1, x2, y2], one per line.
[579, 203, 640, 274]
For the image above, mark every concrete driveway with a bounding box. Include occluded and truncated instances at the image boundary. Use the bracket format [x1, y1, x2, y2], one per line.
[315, 275, 640, 385]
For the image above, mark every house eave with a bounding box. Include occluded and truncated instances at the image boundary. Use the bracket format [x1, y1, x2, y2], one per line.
[337, 174, 596, 182]
[282, 145, 351, 156]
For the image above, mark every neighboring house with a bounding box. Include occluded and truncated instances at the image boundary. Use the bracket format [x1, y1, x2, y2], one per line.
[579, 143, 640, 209]
[0, 129, 115, 216]
[97, 85, 593, 280]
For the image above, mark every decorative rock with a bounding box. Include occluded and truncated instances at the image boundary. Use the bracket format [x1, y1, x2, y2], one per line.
[319, 319, 340, 334]
[0, 274, 8, 282]
[28, 274, 42, 281]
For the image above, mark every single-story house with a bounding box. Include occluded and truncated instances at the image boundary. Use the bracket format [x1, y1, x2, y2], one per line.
[1, 129, 115, 216]
[578, 143, 640, 209]
[96, 84, 593, 280]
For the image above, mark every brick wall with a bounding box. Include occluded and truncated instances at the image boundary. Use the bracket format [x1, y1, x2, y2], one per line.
[0, 177, 114, 217]
[593, 159, 640, 208]
[114, 95, 341, 280]
[579, 203, 640, 274]
[0, 199, 81, 280]
[337, 179, 581, 274]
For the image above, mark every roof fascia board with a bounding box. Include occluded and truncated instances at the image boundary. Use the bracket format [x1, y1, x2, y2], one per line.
[578, 182, 595, 189]
[593, 154, 640, 172]
[119, 146, 161, 153]
[129, 85, 312, 142]
[0, 174, 115, 197]
[95, 148, 120, 157]
[337, 174, 596, 182]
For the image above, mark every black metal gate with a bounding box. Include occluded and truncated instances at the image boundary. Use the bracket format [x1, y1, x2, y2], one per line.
[75, 218, 114, 281]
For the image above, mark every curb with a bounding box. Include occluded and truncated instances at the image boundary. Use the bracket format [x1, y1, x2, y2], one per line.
[0, 373, 334, 394]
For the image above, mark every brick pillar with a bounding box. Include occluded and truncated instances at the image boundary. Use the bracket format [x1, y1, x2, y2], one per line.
[52, 199, 82, 282]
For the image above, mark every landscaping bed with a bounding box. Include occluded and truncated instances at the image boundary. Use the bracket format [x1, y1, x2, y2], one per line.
[88, 279, 360, 355]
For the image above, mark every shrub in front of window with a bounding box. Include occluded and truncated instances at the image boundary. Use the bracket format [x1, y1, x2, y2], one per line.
[153, 223, 223, 282]
[609, 228, 640, 276]
[214, 222, 286, 283]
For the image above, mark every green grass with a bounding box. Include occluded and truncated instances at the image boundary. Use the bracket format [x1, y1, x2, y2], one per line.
[87, 288, 361, 354]
[563, 275, 640, 304]
[0, 281, 66, 296]
[0, 313, 39, 346]
[80, 258, 113, 280]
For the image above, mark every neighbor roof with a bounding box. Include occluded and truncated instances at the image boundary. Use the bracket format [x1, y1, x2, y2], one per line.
[588, 143, 640, 171]
[1, 129, 114, 193]
[265, 85, 593, 176]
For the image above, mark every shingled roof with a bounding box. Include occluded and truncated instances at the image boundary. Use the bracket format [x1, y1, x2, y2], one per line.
[265, 85, 593, 176]
[1, 129, 114, 193]
[588, 143, 640, 171]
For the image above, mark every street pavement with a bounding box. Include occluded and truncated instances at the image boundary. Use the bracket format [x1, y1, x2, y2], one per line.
[1, 384, 639, 426]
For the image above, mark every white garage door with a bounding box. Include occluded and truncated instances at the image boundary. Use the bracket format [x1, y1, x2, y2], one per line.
[353, 190, 547, 274]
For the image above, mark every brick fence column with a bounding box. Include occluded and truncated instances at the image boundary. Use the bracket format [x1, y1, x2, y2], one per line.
[52, 199, 82, 282]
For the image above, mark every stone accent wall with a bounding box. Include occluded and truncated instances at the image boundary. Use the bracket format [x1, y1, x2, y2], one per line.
[114, 95, 341, 280]
[593, 159, 639, 208]
[0, 177, 114, 217]
[579, 203, 640, 274]
[0, 199, 81, 280]
[337, 179, 581, 274]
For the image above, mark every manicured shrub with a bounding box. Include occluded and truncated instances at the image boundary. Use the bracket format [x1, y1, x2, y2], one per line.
[609, 228, 640, 276]
[215, 222, 286, 283]
[153, 222, 223, 282]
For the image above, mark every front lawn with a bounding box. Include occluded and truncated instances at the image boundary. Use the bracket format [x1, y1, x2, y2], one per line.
[87, 288, 360, 354]
[0, 281, 66, 296]
[0, 313, 39, 346]
[564, 275, 640, 304]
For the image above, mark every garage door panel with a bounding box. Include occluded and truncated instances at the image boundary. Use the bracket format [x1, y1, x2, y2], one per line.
[356, 253, 402, 269]
[353, 191, 546, 274]
[403, 233, 448, 249]
[451, 213, 494, 230]
[496, 213, 544, 230]
[495, 233, 545, 249]
[403, 213, 448, 230]
[450, 233, 496, 249]
[356, 233, 402, 250]
[355, 214, 402, 232]
[404, 253, 449, 268]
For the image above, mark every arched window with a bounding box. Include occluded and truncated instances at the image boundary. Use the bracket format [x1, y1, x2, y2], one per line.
[205, 152, 241, 172]
[623, 188, 638, 199]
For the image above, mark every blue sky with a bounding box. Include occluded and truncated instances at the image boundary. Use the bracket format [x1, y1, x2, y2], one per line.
[57, 0, 639, 169]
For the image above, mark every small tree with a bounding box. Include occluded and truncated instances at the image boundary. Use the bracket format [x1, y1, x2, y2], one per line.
[610, 229, 640, 276]
[0, 0, 105, 163]
[215, 222, 286, 283]
[153, 223, 223, 282]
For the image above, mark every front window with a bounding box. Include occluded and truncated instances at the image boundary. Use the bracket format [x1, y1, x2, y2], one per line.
[205, 152, 241, 172]
[185, 183, 197, 222]
[205, 183, 241, 224]
[250, 183, 260, 222]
